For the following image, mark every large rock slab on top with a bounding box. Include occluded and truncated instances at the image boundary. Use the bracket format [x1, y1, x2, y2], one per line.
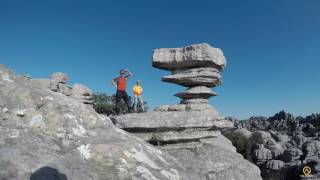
[0, 65, 191, 180]
[113, 111, 233, 129]
[152, 43, 226, 70]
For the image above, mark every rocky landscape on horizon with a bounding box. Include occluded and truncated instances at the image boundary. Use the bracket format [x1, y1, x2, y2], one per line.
[224, 111, 320, 180]
[0, 43, 319, 180]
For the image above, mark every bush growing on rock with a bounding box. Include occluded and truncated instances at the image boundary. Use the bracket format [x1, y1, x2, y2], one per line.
[224, 132, 260, 162]
[92, 92, 149, 115]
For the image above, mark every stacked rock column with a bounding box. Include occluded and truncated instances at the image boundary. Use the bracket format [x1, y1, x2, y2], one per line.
[152, 43, 226, 112]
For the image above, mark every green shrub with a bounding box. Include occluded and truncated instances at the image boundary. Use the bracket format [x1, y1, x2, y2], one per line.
[224, 132, 256, 162]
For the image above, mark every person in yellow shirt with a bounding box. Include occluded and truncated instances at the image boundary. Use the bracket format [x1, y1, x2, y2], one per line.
[132, 80, 144, 112]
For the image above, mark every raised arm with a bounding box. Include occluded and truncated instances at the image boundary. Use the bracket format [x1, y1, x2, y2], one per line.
[124, 69, 133, 79]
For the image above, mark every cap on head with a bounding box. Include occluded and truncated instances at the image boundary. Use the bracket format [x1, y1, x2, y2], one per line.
[136, 80, 140, 84]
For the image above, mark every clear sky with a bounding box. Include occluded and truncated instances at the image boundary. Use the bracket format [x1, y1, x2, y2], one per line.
[1, 0, 319, 119]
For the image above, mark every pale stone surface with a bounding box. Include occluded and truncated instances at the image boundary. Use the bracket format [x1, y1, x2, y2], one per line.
[51, 72, 69, 83]
[265, 160, 285, 170]
[152, 43, 226, 111]
[152, 43, 226, 70]
[175, 86, 217, 99]
[113, 111, 222, 129]
[0, 65, 191, 180]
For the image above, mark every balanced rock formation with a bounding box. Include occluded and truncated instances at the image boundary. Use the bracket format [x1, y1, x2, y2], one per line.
[31, 72, 93, 104]
[0, 64, 195, 180]
[152, 43, 226, 112]
[112, 43, 262, 180]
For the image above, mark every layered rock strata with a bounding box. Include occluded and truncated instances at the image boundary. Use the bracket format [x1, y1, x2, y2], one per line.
[152, 43, 226, 112]
[0, 65, 194, 180]
[31, 72, 93, 104]
[111, 43, 262, 180]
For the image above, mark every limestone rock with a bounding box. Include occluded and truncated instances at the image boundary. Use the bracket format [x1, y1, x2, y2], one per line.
[112, 111, 261, 180]
[163, 69, 221, 87]
[152, 43, 226, 112]
[152, 43, 226, 70]
[175, 86, 217, 99]
[253, 144, 273, 162]
[51, 72, 69, 83]
[113, 111, 228, 129]
[265, 160, 285, 170]
[72, 84, 92, 96]
[0, 65, 191, 180]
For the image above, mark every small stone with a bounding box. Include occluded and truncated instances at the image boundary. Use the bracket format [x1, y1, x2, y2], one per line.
[16, 109, 26, 117]
[2, 107, 9, 113]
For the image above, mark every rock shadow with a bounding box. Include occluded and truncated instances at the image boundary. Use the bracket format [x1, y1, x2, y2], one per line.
[30, 166, 67, 180]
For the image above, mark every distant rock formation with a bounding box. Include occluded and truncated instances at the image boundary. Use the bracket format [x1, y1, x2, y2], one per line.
[225, 111, 320, 180]
[152, 43, 226, 113]
[31, 72, 93, 104]
[112, 43, 262, 180]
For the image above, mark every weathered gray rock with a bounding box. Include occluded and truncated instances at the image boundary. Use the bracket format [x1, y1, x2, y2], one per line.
[163, 71, 221, 87]
[234, 128, 252, 138]
[0, 65, 193, 180]
[164, 140, 261, 180]
[282, 148, 303, 162]
[180, 98, 208, 104]
[265, 160, 285, 170]
[253, 144, 273, 162]
[72, 83, 92, 96]
[253, 130, 272, 140]
[72, 84, 93, 104]
[134, 129, 221, 142]
[112, 110, 261, 180]
[152, 43, 226, 112]
[113, 111, 232, 129]
[152, 43, 226, 70]
[51, 72, 69, 83]
[175, 86, 217, 99]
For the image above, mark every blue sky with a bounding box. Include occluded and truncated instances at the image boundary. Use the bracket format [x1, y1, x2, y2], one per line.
[1, 0, 319, 119]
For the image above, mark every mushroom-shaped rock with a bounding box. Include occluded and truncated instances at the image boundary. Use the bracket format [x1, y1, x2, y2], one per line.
[152, 43, 226, 70]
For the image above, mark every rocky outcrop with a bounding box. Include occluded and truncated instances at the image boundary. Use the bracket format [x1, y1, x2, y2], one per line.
[31, 72, 93, 104]
[226, 111, 320, 180]
[152, 43, 226, 112]
[0, 65, 194, 180]
[112, 112, 261, 180]
[111, 43, 262, 180]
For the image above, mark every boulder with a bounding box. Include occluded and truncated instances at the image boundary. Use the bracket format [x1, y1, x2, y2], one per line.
[152, 43, 226, 70]
[265, 160, 285, 170]
[72, 84, 92, 96]
[282, 148, 303, 162]
[51, 72, 69, 83]
[252, 144, 273, 162]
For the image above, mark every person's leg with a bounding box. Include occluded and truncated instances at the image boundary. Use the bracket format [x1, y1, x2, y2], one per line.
[138, 96, 145, 112]
[122, 91, 132, 112]
[115, 91, 121, 114]
[133, 95, 138, 112]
